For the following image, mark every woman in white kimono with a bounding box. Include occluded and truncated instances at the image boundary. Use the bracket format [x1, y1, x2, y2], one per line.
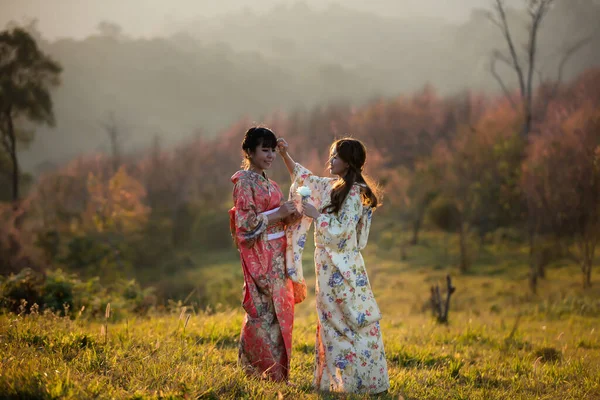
[277, 137, 389, 394]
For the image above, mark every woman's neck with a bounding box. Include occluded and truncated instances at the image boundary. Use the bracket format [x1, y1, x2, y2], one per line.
[248, 165, 265, 177]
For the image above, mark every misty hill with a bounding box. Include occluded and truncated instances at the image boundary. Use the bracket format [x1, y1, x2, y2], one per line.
[178, 1, 600, 92]
[18, 1, 600, 172]
[24, 31, 373, 172]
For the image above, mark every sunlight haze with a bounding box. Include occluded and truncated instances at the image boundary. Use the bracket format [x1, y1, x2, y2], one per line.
[2, 0, 509, 39]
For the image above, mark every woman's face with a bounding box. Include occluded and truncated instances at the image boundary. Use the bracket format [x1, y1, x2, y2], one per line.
[328, 149, 349, 177]
[249, 144, 277, 171]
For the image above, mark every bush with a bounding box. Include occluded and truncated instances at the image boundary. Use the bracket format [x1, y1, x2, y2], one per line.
[428, 198, 461, 234]
[0, 267, 156, 318]
[60, 235, 134, 283]
[117, 279, 157, 315]
[34, 229, 61, 263]
[42, 269, 76, 314]
[0, 268, 44, 313]
[60, 236, 111, 274]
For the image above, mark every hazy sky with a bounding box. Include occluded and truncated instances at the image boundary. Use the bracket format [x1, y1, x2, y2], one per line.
[1, 0, 501, 40]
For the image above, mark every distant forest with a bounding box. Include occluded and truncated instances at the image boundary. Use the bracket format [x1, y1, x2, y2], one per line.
[9, 0, 600, 172]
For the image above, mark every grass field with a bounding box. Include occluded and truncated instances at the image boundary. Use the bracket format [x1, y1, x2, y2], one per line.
[1, 231, 600, 399]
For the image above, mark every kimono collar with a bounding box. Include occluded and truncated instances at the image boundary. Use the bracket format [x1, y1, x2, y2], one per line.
[231, 169, 270, 184]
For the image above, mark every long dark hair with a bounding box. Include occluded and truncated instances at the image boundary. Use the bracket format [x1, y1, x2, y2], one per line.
[241, 126, 277, 169]
[323, 138, 380, 214]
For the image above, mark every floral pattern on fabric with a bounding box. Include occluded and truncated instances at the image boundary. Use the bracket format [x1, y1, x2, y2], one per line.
[289, 163, 390, 394]
[230, 170, 295, 382]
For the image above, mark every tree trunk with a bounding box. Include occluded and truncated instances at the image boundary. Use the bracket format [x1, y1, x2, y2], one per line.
[400, 241, 407, 261]
[579, 234, 596, 288]
[458, 220, 469, 273]
[537, 263, 546, 280]
[582, 240, 593, 289]
[582, 258, 591, 289]
[411, 207, 425, 245]
[522, 60, 534, 139]
[110, 135, 121, 174]
[533, 238, 554, 279]
[528, 224, 538, 294]
[536, 244, 546, 279]
[5, 108, 19, 203]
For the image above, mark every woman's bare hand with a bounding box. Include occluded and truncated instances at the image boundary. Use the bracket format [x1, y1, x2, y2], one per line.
[283, 210, 302, 226]
[279, 201, 297, 218]
[301, 203, 320, 219]
[276, 138, 289, 155]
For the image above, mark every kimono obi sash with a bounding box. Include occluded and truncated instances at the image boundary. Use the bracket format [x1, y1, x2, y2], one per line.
[260, 207, 285, 240]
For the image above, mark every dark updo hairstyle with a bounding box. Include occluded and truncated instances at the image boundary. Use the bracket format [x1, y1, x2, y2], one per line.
[322, 138, 380, 214]
[241, 126, 278, 169]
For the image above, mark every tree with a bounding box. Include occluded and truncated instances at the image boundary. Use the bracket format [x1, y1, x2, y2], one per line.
[428, 197, 461, 262]
[96, 21, 124, 39]
[523, 99, 600, 288]
[0, 151, 15, 201]
[487, 1, 593, 291]
[487, 0, 591, 138]
[84, 167, 150, 235]
[100, 111, 128, 173]
[67, 167, 150, 280]
[433, 98, 525, 273]
[0, 27, 62, 203]
[406, 166, 439, 245]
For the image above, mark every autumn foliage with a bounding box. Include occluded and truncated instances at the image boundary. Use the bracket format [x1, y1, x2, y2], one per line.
[2, 67, 599, 298]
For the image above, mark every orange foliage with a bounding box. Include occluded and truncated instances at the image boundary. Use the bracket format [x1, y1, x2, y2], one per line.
[11, 67, 600, 263]
[82, 167, 150, 235]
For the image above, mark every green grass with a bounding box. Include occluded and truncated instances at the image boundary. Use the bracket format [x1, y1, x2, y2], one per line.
[1, 231, 600, 399]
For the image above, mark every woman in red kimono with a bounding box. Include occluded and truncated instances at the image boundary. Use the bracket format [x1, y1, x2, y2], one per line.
[229, 127, 299, 382]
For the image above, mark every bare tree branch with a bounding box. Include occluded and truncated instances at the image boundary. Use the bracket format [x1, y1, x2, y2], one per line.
[555, 35, 593, 94]
[537, 35, 594, 119]
[490, 55, 518, 110]
[99, 111, 127, 173]
[488, 0, 560, 138]
[430, 275, 456, 324]
[492, 49, 514, 67]
[1, 133, 10, 154]
[494, 0, 527, 98]
[526, 1, 554, 121]
[535, 67, 545, 87]
[484, 10, 504, 30]
[1, 114, 12, 154]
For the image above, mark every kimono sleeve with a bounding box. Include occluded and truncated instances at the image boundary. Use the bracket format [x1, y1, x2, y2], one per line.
[291, 162, 332, 209]
[232, 180, 268, 249]
[357, 207, 373, 250]
[315, 186, 362, 251]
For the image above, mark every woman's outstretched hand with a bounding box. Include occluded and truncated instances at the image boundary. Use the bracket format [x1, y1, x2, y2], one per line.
[277, 137, 296, 177]
[279, 201, 297, 218]
[276, 138, 289, 155]
[301, 203, 320, 219]
[283, 210, 302, 226]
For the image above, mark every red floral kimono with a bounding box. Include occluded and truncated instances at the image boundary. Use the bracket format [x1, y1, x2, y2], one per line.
[229, 170, 295, 381]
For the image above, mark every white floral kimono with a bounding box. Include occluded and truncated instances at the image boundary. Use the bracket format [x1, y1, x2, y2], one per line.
[286, 163, 389, 394]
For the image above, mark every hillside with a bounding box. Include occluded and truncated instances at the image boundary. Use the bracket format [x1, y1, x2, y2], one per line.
[18, 1, 600, 172]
